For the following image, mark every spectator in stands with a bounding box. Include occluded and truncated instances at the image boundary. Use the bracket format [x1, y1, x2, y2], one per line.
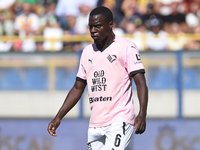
[54, 0, 79, 31]
[59, 0, 97, 52]
[183, 23, 200, 50]
[0, 32, 13, 52]
[167, 22, 187, 51]
[96, 0, 115, 12]
[13, 2, 40, 52]
[0, 10, 15, 36]
[0, 9, 14, 52]
[74, 1, 97, 52]
[0, 0, 15, 9]
[123, 20, 147, 51]
[164, 1, 188, 33]
[10, 1, 23, 16]
[39, 1, 57, 29]
[16, 0, 39, 15]
[38, 1, 59, 51]
[0, 0, 16, 18]
[74, 2, 95, 35]
[118, 0, 144, 32]
[143, 2, 166, 31]
[113, 0, 124, 27]
[136, 0, 149, 15]
[145, 17, 168, 51]
[41, 1, 64, 52]
[185, 0, 200, 31]
[0, 41, 13, 52]
[14, 2, 40, 35]
[54, 0, 80, 51]
[182, 0, 200, 15]
[113, 22, 125, 37]
[42, 22, 64, 52]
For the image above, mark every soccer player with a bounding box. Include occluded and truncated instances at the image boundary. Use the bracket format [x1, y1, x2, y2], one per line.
[47, 6, 148, 150]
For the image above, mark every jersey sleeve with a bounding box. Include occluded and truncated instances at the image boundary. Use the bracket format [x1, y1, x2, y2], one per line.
[125, 42, 145, 77]
[76, 50, 87, 83]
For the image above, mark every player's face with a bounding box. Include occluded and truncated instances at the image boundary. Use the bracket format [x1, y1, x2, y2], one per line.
[88, 14, 111, 43]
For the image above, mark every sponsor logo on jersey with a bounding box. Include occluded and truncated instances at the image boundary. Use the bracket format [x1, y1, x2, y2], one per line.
[107, 55, 117, 63]
[88, 58, 93, 64]
[134, 54, 142, 64]
[89, 96, 112, 103]
[136, 54, 141, 61]
[131, 45, 136, 48]
[91, 70, 107, 92]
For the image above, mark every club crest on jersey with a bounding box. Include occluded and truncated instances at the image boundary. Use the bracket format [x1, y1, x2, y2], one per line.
[107, 55, 117, 63]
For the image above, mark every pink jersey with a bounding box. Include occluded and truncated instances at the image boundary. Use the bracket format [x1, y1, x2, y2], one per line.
[77, 36, 145, 127]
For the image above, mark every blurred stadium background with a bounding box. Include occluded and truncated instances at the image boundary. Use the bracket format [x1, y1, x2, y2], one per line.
[0, 0, 200, 150]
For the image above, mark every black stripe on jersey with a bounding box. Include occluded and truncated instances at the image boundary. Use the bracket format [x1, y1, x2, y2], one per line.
[76, 77, 87, 84]
[130, 69, 145, 77]
[123, 122, 126, 135]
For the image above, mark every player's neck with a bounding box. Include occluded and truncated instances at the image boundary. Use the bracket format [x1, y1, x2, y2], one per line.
[96, 34, 115, 51]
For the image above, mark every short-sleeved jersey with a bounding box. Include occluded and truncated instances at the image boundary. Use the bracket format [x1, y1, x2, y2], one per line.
[76, 36, 145, 127]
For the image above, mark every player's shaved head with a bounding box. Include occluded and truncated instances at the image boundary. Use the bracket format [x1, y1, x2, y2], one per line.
[89, 6, 113, 23]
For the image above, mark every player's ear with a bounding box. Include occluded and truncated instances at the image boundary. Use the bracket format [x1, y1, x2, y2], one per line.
[109, 21, 114, 30]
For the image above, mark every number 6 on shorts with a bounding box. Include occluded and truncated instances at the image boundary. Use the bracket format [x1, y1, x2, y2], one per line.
[114, 134, 122, 147]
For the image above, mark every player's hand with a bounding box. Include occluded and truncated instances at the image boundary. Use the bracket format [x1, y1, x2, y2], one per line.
[134, 114, 146, 134]
[47, 118, 61, 137]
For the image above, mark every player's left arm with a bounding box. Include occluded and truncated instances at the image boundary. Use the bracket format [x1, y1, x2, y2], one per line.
[133, 73, 148, 134]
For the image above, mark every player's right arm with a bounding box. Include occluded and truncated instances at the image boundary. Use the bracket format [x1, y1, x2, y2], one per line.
[47, 80, 87, 136]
